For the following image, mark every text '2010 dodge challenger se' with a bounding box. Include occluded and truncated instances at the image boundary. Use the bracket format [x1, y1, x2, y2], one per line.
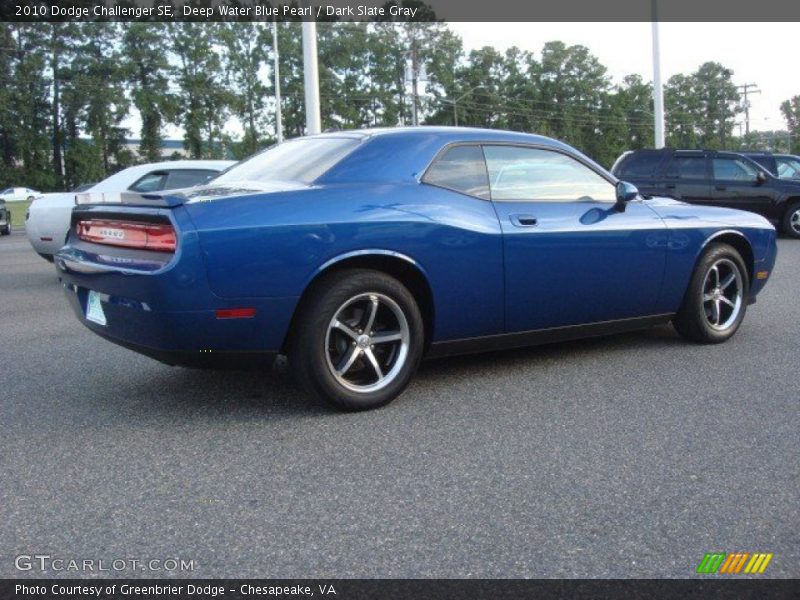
[55, 127, 777, 410]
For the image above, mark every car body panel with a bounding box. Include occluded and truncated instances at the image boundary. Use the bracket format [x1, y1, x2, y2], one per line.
[54, 128, 777, 366]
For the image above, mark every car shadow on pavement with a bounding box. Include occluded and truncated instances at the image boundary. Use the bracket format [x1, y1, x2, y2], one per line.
[113, 325, 685, 419]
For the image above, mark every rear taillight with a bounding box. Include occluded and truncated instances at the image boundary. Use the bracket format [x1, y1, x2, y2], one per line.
[76, 219, 176, 252]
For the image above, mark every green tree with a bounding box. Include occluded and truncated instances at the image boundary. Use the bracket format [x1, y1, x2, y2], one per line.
[72, 23, 129, 175]
[8, 24, 54, 190]
[665, 62, 741, 149]
[219, 22, 271, 155]
[780, 95, 800, 154]
[171, 23, 233, 158]
[121, 22, 176, 163]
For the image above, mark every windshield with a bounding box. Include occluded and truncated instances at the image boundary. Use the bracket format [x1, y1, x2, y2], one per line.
[213, 137, 361, 185]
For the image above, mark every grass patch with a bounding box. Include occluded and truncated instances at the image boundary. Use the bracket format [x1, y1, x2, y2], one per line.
[4, 199, 32, 230]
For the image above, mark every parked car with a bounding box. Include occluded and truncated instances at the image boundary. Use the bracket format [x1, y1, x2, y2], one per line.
[0, 186, 40, 202]
[55, 128, 777, 411]
[611, 148, 800, 238]
[0, 198, 11, 235]
[741, 151, 800, 180]
[26, 160, 233, 261]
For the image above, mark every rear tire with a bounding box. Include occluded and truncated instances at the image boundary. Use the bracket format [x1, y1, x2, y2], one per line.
[781, 202, 800, 239]
[673, 243, 748, 344]
[288, 269, 424, 411]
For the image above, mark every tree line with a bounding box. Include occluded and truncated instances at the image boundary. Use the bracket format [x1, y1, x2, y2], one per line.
[1, 20, 798, 192]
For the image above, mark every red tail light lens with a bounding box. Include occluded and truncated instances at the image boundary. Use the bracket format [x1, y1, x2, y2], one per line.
[76, 220, 176, 253]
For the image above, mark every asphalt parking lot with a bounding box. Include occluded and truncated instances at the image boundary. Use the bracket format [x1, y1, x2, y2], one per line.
[1, 229, 798, 579]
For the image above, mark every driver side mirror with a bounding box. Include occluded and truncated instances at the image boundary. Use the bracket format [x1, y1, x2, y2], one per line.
[756, 171, 767, 184]
[615, 181, 639, 212]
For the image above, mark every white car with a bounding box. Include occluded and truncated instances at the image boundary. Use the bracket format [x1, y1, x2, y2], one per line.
[25, 160, 234, 260]
[0, 186, 41, 202]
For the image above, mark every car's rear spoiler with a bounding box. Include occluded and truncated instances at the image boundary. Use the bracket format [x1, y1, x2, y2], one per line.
[75, 191, 187, 207]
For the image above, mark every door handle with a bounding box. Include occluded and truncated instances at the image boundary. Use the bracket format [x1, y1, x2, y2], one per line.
[715, 186, 727, 191]
[510, 214, 538, 227]
[665, 184, 676, 189]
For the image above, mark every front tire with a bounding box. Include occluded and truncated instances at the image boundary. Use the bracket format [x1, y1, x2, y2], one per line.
[673, 243, 748, 344]
[289, 269, 424, 411]
[782, 202, 800, 239]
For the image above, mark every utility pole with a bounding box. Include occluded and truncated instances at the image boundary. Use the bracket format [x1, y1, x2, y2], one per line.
[302, 19, 321, 135]
[410, 41, 419, 126]
[737, 83, 761, 136]
[272, 18, 283, 143]
[651, 0, 665, 149]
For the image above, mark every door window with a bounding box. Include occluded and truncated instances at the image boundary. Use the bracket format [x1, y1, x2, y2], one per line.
[712, 158, 759, 181]
[483, 146, 614, 202]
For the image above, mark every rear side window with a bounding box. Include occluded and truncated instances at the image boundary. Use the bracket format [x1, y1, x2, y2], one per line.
[129, 171, 168, 192]
[165, 169, 218, 190]
[423, 145, 490, 199]
[616, 153, 664, 178]
[665, 156, 706, 179]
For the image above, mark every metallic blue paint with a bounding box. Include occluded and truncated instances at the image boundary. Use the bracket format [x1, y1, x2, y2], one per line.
[54, 127, 777, 364]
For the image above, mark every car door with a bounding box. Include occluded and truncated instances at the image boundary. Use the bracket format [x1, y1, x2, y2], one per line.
[710, 155, 775, 216]
[660, 154, 712, 204]
[484, 145, 668, 333]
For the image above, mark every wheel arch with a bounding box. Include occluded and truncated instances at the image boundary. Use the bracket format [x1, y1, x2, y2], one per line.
[282, 250, 435, 353]
[700, 230, 754, 284]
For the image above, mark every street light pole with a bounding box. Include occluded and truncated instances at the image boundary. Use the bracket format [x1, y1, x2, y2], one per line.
[651, 0, 665, 148]
[273, 18, 283, 143]
[302, 18, 321, 135]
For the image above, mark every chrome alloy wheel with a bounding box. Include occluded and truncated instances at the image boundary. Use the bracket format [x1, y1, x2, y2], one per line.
[790, 207, 800, 236]
[325, 292, 410, 393]
[702, 258, 743, 331]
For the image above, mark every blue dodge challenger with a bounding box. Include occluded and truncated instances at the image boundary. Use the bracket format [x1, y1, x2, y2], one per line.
[55, 127, 777, 410]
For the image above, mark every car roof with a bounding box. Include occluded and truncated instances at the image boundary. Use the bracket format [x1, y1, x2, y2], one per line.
[310, 126, 606, 184]
[304, 126, 569, 147]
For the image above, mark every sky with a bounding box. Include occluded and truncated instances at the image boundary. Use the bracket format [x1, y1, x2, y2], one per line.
[450, 22, 798, 131]
[151, 21, 798, 142]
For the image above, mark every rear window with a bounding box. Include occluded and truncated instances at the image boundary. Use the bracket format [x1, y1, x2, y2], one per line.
[616, 153, 664, 178]
[214, 137, 360, 185]
[165, 169, 218, 190]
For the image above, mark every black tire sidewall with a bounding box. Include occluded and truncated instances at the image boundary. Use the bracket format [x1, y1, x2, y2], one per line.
[782, 203, 800, 239]
[291, 270, 424, 410]
[678, 244, 749, 343]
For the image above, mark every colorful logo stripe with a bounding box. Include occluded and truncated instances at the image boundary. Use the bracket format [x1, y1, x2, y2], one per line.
[697, 552, 773, 574]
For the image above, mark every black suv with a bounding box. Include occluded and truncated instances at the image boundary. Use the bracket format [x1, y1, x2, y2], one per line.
[611, 149, 800, 238]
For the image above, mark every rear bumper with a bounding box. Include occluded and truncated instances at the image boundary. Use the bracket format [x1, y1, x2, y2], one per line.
[61, 279, 296, 363]
[56, 206, 299, 363]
